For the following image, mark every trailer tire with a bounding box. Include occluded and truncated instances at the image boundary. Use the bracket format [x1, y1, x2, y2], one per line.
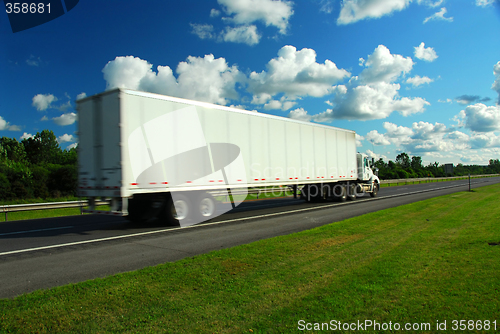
[347, 183, 356, 201]
[321, 185, 331, 201]
[159, 194, 192, 226]
[333, 184, 347, 202]
[127, 197, 164, 223]
[370, 182, 379, 197]
[196, 192, 216, 221]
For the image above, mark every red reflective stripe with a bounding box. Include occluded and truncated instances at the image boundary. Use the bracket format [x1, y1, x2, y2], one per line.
[276, 178, 280, 180]
[131, 183, 138, 185]
[186, 181, 192, 183]
[237, 179, 242, 182]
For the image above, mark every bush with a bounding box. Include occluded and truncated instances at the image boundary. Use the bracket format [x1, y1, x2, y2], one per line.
[0, 173, 13, 201]
[31, 166, 50, 199]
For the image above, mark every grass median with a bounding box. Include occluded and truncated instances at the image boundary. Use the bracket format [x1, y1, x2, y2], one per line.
[1, 184, 500, 333]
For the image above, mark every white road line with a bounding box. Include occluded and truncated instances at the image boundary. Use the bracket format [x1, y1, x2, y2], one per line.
[0, 182, 474, 257]
[0, 226, 74, 236]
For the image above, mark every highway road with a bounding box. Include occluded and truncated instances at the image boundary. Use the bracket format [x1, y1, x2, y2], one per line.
[0, 177, 499, 299]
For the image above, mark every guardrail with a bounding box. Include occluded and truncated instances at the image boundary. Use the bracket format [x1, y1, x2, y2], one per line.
[0, 200, 109, 222]
[380, 174, 499, 186]
[1, 174, 498, 222]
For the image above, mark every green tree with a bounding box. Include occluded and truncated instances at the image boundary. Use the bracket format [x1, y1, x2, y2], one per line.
[396, 152, 411, 169]
[22, 130, 62, 165]
[411, 156, 423, 171]
[0, 137, 27, 163]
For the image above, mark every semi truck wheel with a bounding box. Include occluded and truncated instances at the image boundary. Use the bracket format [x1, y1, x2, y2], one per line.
[196, 192, 216, 220]
[370, 183, 379, 197]
[158, 194, 191, 226]
[126, 196, 164, 223]
[347, 183, 356, 200]
[333, 184, 347, 202]
[321, 185, 331, 201]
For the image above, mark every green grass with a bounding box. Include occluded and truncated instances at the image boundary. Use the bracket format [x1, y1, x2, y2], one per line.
[1, 184, 500, 333]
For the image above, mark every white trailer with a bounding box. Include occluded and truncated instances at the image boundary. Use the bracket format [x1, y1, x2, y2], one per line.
[77, 88, 380, 226]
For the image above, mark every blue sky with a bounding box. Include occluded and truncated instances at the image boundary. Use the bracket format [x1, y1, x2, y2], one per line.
[1, 0, 500, 165]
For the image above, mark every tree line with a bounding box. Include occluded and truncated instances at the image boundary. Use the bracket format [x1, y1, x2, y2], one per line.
[0, 130, 77, 201]
[373, 152, 500, 180]
[1, 131, 500, 201]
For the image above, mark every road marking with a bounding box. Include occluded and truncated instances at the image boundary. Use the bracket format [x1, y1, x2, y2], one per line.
[0, 181, 481, 257]
[0, 226, 74, 236]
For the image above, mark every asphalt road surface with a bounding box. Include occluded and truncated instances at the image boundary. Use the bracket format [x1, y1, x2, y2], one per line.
[0, 177, 498, 299]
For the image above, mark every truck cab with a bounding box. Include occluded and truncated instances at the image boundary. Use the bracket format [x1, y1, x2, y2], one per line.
[357, 153, 380, 196]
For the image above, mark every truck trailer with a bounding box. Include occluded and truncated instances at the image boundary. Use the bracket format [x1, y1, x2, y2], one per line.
[77, 88, 380, 226]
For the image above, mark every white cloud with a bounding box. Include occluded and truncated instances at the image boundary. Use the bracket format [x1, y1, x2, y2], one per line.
[469, 133, 500, 149]
[57, 133, 74, 143]
[463, 103, 500, 132]
[210, 8, 221, 17]
[40, 115, 49, 121]
[313, 45, 429, 121]
[365, 149, 387, 161]
[476, 0, 496, 7]
[103, 54, 243, 106]
[414, 42, 438, 62]
[53, 113, 77, 126]
[492, 61, 500, 104]
[32, 94, 57, 111]
[26, 55, 41, 66]
[319, 0, 335, 13]
[438, 98, 452, 103]
[337, 0, 411, 25]
[76, 92, 87, 100]
[383, 122, 413, 137]
[366, 130, 391, 146]
[356, 133, 364, 147]
[423, 7, 453, 23]
[288, 108, 312, 122]
[411, 121, 448, 139]
[66, 142, 78, 150]
[8, 125, 21, 131]
[417, 0, 444, 7]
[406, 75, 433, 87]
[263, 98, 296, 111]
[218, 0, 294, 34]
[248, 45, 350, 103]
[221, 25, 261, 45]
[190, 23, 217, 40]
[0, 116, 21, 131]
[455, 94, 491, 105]
[56, 100, 72, 111]
[359, 45, 413, 84]
[20, 132, 34, 140]
[317, 82, 429, 121]
[446, 131, 469, 142]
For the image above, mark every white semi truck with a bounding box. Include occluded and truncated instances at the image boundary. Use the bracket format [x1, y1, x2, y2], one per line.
[77, 88, 380, 226]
